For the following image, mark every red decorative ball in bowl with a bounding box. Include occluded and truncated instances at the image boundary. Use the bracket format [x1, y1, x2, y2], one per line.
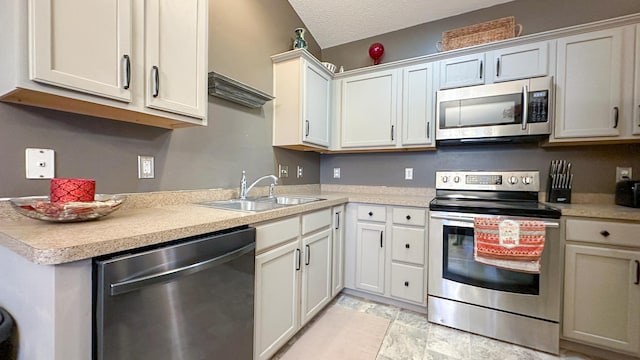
[368, 43, 385, 65]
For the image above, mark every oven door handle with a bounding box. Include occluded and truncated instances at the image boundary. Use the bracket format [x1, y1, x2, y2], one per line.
[430, 213, 560, 228]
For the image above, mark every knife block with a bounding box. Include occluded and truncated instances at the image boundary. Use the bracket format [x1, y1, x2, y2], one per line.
[546, 176, 571, 203]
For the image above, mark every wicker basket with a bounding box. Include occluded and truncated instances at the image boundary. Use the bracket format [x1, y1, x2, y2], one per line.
[437, 16, 522, 52]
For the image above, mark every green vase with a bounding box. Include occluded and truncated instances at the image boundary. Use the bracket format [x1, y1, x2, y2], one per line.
[293, 28, 308, 50]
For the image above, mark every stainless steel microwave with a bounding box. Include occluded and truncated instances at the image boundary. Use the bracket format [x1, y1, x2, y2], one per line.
[435, 76, 553, 144]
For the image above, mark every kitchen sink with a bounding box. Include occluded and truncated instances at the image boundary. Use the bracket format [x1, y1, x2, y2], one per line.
[200, 196, 324, 212]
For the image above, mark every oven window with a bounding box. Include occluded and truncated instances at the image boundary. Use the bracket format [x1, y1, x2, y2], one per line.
[439, 93, 522, 129]
[443, 225, 539, 295]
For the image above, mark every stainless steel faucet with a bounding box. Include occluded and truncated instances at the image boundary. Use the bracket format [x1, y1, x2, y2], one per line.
[239, 171, 279, 200]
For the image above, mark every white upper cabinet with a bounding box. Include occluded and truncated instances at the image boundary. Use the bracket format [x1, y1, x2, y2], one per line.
[439, 53, 486, 89]
[552, 26, 634, 141]
[145, 0, 207, 119]
[401, 62, 435, 146]
[0, 0, 207, 129]
[29, 0, 132, 102]
[633, 25, 640, 136]
[341, 69, 398, 148]
[272, 50, 332, 150]
[491, 41, 550, 82]
[439, 41, 551, 89]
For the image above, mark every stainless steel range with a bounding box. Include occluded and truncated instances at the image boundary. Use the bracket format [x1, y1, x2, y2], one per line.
[428, 170, 562, 354]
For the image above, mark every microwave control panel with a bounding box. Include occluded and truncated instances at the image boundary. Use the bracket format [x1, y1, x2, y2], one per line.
[527, 90, 549, 123]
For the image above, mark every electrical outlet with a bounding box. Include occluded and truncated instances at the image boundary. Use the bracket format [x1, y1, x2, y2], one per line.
[25, 148, 55, 179]
[297, 165, 303, 178]
[616, 166, 632, 182]
[138, 156, 154, 179]
[333, 168, 341, 179]
[405, 167, 413, 180]
[279, 164, 289, 178]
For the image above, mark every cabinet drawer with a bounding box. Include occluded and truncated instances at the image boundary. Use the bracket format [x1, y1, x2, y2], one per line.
[566, 218, 640, 248]
[390, 263, 424, 304]
[392, 207, 426, 226]
[255, 216, 300, 253]
[391, 226, 425, 265]
[302, 208, 331, 235]
[357, 204, 386, 222]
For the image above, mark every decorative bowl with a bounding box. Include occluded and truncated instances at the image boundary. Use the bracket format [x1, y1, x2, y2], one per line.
[321, 62, 337, 73]
[9, 194, 126, 222]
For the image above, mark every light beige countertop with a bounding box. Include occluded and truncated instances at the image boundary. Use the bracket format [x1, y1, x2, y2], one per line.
[0, 184, 638, 265]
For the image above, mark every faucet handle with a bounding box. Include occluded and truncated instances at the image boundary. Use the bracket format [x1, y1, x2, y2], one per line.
[269, 183, 275, 198]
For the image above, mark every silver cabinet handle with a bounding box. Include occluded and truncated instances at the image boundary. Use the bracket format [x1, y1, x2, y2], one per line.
[391, 125, 395, 141]
[380, 231, 383, 248]
[305, 244, 310, 266]
[305, 120, 310, 137]
[479, 60, 483, 79]
[335, 212, 340, 230]
[521, 85, 529, 130]
[110, 242, 255, 296]
[496, 58, 501, 77]
[123, 55, 131, 90]
[152, 65, 159, 97]
[635, 260, 640, 285]
[426, 122, 430, 138]
[613, 107, 619, 128]
[296, 248, 301, 271]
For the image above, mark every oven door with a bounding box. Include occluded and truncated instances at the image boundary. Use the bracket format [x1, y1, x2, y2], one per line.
[428, 211, 561, 322]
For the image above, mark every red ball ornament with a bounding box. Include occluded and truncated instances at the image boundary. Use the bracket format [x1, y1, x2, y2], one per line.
[368, 43, 384, 65]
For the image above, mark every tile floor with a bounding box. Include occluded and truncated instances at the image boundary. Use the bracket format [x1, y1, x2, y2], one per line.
[274, 294, 604, 360]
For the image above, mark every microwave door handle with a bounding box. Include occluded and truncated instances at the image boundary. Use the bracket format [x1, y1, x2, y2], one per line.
[521, 85, 528, 131]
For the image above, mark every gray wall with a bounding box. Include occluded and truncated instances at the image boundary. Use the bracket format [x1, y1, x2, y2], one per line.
[0, 0, 321, 198]
[322, 0, 640, 70]
[319, 0, 640, 194]
[321, 144, 640, 193]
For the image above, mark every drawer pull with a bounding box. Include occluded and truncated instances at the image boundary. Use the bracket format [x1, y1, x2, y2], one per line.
[295, 249, 301, 271]
[380, 231, 383, 248]
[635, 260, 640, 285]
[404, 281, 409, 287]
[600, 230, 610, 237]
[405, 243, 410, 249]
[368, 211, 373, 216]
[305, 245, 310, 266]
[406, 215, 411, 220]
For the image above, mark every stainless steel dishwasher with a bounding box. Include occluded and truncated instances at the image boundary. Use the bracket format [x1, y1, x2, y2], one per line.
[94, 226, 255, 360]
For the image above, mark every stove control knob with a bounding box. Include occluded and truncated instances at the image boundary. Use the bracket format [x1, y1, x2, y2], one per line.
[453, 176, 460, 183]
[507, 176, 519, 185]
[441, 176, 449, 183]
[522, 176, 533, 185]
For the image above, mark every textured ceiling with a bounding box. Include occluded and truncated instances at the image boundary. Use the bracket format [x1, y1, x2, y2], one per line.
[288, 0, 516, 49]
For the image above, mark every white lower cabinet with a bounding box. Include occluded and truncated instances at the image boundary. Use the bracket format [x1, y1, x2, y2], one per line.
[348, 203, 427, 307]
[563, 218, 640, 356]
[254, 208, 337, 360]
[332, 205, 346, 296]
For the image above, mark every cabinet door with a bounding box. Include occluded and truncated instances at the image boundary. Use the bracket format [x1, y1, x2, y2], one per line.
[355, 222, 386, 294]
[491, 41, 549, 82]
[634, 25, 640, 136]
[332, 206, 345, 297]
[401, 63, 435, 146]
[303, 61, 331, 147]
[254, 240, 300, 360]
[300, 228, 332, 326]
[145, 0, 207, 118]
[554, 27, 632, 139]
[341, 70, 398, 148]
[563, 244, 640, 354]
[439, 53, 486, 89]
[29, 0, 132, 101]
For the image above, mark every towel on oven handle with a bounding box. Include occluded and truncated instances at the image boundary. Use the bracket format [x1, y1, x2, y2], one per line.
[473, 217, 545, 274]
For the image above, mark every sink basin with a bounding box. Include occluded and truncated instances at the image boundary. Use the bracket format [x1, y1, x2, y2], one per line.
[200, 196, 324, 212]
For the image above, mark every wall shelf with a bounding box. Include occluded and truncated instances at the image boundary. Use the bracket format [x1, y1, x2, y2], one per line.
[207, 72, 274, 108]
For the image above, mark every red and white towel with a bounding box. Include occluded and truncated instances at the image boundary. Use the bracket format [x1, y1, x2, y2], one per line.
[473, 217, 546, 274]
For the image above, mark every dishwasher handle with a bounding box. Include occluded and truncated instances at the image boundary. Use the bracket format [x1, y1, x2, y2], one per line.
[110, 242, 255, 296]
